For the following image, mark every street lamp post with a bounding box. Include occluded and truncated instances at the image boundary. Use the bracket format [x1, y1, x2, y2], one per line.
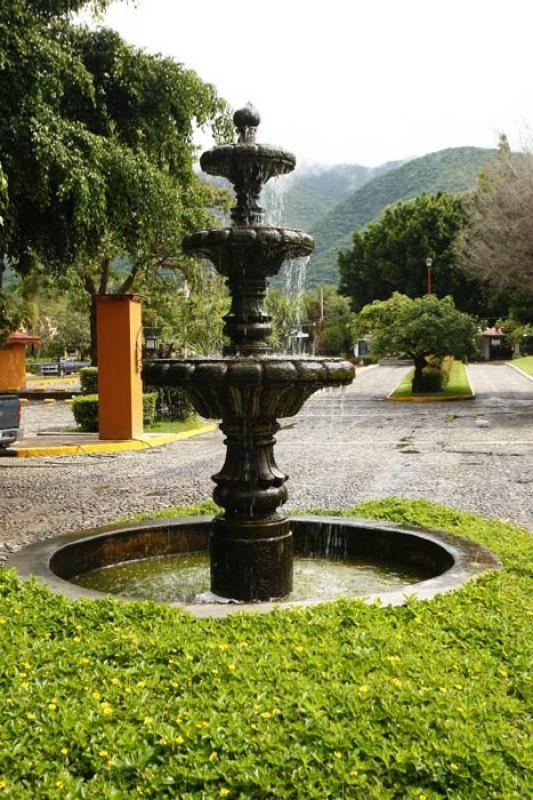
[426, 257, 433, 295]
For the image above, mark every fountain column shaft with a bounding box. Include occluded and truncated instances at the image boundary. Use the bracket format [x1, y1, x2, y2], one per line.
[211, 417, 293, 600]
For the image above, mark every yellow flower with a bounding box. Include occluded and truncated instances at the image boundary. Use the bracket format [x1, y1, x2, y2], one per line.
[227, 663, 236, 672]
[261, 711, 272, 719]
[209, 751, 218, 761]
[295, 645, 304, 653]
[72, 636, 81, 643]
[61, 747, 68, 756]
[98, 750, 109, 758]
[100, 702, 113, 716]
[391, 678, 402, 687]
[0, 618, 6, 625]
[450, 763, 459, 771]
[22, 662, 31, 670]
[92, 691, 101, 701]
[419, 795, 428, 800]
[21, 682, 30, 690]
[0, 779, 6, 789]
[358, 685, 370, 693]
[350, 770, 358, 777]
[26, 712, 36, 720]
[219, 789, 230, 797]
[80, 657, 89, 665]
[48, 703, 57, 712]
[386, 655, 400, 663]
[333, 751, 342, 759]
[175, 736, 184, 745]
[111, 678, 120, 686]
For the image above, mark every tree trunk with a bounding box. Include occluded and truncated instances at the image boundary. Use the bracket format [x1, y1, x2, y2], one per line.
[411, 355, 427, 393]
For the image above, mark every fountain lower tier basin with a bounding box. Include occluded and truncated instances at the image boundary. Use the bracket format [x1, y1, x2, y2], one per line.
[143, 357, 355, 419]
[6, 516, 500, 619]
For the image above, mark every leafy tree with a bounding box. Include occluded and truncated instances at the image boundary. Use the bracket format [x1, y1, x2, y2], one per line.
[355, 293, 477, 392]
[0, 2, 231, 359]
[338, 193, 485, 315]
[304, 286, 355, 356]
[458, 135, 533, 310]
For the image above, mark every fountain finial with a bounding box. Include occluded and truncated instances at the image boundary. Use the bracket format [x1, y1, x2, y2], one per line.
[234, 103, 260, 142]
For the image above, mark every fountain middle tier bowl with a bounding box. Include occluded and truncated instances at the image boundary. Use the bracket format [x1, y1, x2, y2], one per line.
[182, 226, 314, 274]
[143, 356, 356, 419]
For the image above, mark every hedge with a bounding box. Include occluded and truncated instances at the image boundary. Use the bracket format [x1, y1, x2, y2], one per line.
[72, 393, 157, 432]
[79, 367, 98, 395]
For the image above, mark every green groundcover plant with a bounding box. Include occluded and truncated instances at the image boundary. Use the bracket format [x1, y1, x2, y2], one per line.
[0, 499, 531, 799]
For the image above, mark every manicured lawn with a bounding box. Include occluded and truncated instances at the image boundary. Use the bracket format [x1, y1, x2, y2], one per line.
[509, 355, 533, 377]
[390, 360, 473, 399]
[0, 498, 531, 799]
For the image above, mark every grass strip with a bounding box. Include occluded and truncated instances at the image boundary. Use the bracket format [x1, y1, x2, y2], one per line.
[145, 417, 209, 435]
[390, 360, 473, 400]
[508, 355, 533, 377]
[0, 498, 531, 799]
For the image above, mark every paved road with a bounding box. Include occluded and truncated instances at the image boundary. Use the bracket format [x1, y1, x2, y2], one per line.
[1, 363, 531, 562]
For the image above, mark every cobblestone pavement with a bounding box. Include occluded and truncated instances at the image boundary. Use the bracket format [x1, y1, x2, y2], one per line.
[1, 363, 531, 563]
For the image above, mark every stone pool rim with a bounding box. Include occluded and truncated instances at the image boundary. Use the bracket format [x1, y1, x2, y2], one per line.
[5, 515, 501, 619]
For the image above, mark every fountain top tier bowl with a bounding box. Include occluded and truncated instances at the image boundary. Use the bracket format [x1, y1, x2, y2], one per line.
[196, 103, 298, 227]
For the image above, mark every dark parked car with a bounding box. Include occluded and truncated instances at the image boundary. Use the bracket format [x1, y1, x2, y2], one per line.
[0, 394, 21, 449]
[40, 357, 90, 376]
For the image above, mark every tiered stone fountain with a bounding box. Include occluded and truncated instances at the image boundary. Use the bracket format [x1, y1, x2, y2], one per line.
[144, 105, 355, 601]
[7, 105, 501, 615]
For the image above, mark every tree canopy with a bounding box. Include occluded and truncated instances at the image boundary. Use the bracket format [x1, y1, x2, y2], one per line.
[458, 135, 533, 312]
[338, 193, 486, 316]
[0, 0, 231, 348]
[355, 293, 477, 391]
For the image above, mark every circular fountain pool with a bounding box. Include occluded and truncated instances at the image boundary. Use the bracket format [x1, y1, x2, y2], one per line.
[7, 516, 500, 618]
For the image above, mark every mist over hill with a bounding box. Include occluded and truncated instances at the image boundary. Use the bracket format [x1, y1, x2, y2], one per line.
[304, 146, 496, 287]
[279, 160, 402, 230]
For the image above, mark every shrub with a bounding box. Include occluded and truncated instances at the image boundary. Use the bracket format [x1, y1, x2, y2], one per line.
[144, 383, 195, 421]
[72, 393, 99, 432]
[72, 393, 158, 432]
[79, 367, 98, 394]
[362, 354, 378, 366]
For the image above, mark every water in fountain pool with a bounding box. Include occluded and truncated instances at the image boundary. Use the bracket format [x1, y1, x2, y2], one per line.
[71, 551, 427, 605]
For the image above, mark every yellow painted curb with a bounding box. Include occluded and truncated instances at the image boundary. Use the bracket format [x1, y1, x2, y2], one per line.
[10, 423, 217, 458]
[43, 398, 56, 404]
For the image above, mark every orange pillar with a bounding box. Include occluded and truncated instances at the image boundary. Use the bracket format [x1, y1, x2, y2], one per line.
[0, 333, 40, 392]
[96, 294, 143, 440]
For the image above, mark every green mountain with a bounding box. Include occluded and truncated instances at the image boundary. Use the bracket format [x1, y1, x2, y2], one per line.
[279, 161, 401, 230]
[306, 146, 497, 287]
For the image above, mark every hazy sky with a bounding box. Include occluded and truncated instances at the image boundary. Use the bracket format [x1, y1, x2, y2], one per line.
[89, 0, 533, 166]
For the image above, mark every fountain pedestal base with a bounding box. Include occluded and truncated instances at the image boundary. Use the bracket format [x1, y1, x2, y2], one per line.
[211, 516, 293, 600]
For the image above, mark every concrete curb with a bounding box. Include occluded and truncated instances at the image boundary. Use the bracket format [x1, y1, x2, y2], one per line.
[5, 423, 217, 458]
[506, 362, 533, 384]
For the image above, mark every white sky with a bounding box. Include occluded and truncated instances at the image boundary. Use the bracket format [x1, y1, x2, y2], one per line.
[88, 0, 533, 166]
